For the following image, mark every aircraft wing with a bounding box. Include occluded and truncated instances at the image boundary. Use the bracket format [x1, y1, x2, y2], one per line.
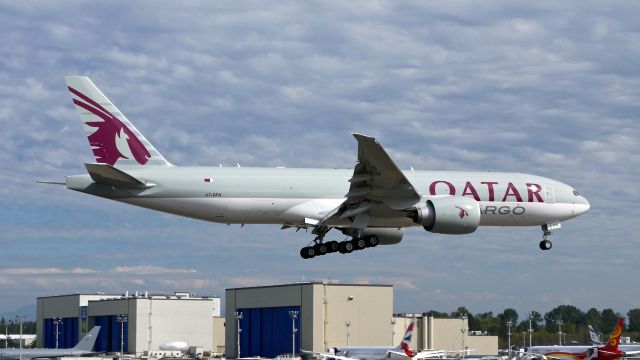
[318, 134, 420, 229]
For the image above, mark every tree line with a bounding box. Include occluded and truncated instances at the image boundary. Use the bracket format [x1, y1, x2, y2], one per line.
[424, 306, 640, 348]
[0, 318, 36, 334]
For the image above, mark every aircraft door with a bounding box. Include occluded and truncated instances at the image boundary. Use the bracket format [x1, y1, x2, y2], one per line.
[544, 185, 555, 204]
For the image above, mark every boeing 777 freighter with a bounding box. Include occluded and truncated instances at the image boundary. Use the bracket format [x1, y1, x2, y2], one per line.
[48, 77, 590, 259]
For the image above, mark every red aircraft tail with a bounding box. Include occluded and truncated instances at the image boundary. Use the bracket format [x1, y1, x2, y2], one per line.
[600, 318, 625, 352]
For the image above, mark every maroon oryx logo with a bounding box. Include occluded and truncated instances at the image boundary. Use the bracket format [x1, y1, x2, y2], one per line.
[455, 206, 468, 219]
[68, 86, 150, 166]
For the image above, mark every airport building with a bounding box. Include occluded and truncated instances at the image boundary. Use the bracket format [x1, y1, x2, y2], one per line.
[225, 281, 394, 358]
[36, 292, 222, 356]
[36, 282, 498, 359]
[36, 293, 121, 348]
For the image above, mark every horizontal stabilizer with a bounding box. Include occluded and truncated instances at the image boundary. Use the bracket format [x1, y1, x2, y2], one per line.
[85, 163, 153, 189]
[36, 180, 66, 185]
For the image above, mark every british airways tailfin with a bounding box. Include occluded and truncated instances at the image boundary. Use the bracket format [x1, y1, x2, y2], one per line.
[398, 317, 416, 357]
[65, 76, 171, 168]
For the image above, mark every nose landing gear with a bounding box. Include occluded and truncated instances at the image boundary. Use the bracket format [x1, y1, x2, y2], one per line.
[539, 223, 559, 251]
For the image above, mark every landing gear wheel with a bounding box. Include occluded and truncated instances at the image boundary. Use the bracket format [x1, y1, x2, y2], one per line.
[539, 240, 552, 251]
[300, 246, 316, 259]
[314, 243, 328, 256]
[339, 241, 354, 254]
[352, 238, 367, 250]
[540, 224, 554, 251]
[365, 235, 379, 248]
[326, 241, 340, 253]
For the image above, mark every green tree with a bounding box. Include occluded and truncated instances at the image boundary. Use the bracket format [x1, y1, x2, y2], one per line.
[517, 311, 543, 332]
[586, 308, 602, 331]
[544, 305, 585, 333]
[627, 309, 640, 332]
[497, 309, 519, 340]
[499, 308, 519, 324]
[425, 310, 450, 318]
[601, 308, 620, 332]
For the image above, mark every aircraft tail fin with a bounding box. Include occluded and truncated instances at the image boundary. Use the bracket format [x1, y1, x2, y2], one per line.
[589, 325, 601, 345]
[600, 318, 625, 352]
[397, 317, 416, 357]
[73, 326, 101, 351]
[65, 76, 171, 168]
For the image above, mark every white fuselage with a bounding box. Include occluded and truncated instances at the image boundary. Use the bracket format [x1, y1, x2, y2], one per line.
[66, 167, 590, 228]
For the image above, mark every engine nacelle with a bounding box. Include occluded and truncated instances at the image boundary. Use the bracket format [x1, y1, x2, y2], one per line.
[411, 196, 481, 235]
[360, 228, 404, 245]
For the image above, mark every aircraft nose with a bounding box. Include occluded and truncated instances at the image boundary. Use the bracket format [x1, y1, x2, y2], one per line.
[573, 196, 590, 216]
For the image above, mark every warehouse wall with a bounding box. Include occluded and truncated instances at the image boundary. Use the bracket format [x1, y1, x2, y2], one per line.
[317, 284, 393, 351]
[89, 297, 215, 355]
[213, 316, 225, 355]
[467, 335, 499, 356]
[226, 282, 393, 358]
[431, 317, 467, 352]
[225, 284, 309, 358]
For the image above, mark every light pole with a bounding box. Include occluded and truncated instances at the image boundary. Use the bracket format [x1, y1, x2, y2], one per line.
[15, 315, 25, 360]
[521, 332, 526, 348]
[289, 310, 298, 357]
[5, 323, 7, 349]
[115, 314, 127, 360]
[53, 318, 63, 349]
[506, 320, 513, 359]
[235, 311, 243, 358]
[556, 319, 563, 345]
[390, 319, 396, 346]
[460, 313, 467, 358]
[345, 321, 351, 346]
[528, 313, 534, 347]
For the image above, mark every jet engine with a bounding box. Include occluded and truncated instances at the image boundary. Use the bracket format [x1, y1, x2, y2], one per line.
[409, 196, 481, 234]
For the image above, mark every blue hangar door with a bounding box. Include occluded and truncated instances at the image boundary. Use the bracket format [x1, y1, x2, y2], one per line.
[239, 306, 301, 358]
[93, 315, 128, 352]
[44, 317, 78, 348]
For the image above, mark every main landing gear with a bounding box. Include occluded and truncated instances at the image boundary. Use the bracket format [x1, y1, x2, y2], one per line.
[300, 235, 380, 259]
[539, 224, 553, 251]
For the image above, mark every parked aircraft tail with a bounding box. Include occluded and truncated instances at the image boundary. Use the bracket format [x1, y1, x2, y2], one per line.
[65, 76, 171, 168]
[72, 326, 101, 351]
[600, 318, 625, 352]
[399, 317, 416, 357]
[589, 325, 601, 345]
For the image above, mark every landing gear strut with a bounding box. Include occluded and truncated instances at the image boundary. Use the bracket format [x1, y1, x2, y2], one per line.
[539, 224, 553, 250]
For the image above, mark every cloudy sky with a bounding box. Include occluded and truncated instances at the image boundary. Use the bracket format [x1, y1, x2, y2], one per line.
[0, 1, 638, 320]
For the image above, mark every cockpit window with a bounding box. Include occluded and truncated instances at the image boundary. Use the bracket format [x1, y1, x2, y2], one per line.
[573, 190, 580, 196]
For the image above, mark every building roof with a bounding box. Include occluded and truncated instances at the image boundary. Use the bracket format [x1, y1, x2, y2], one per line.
[37, 292, 120, 299]
[226, 280, 392, 291]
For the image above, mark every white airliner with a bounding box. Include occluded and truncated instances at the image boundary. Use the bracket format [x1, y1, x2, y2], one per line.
[51, 76, 590, 258]
[521, 319, 640, 360]
[0, 326, 100, 360]
[323, 318, 417, 360]
[589, 325, 640, 354]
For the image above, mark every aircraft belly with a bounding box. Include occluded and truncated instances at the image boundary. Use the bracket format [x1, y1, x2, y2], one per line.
[479, 202, 577, 226]
[118, 197, 577, 228]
